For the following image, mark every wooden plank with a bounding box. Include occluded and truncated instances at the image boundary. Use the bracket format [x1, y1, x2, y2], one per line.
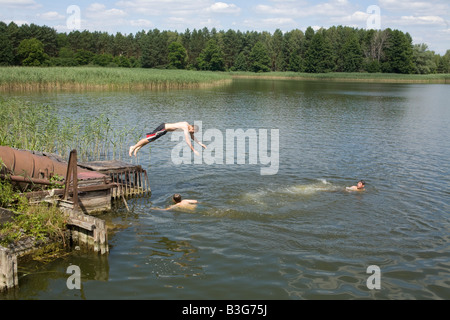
[78, 160, 140, 171]
[67, 219, 95, 231]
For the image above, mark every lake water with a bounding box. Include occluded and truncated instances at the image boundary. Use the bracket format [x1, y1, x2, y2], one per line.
[1, 79, 449, 300]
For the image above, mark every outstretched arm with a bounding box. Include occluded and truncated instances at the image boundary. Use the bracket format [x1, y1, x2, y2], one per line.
[184, 130, 200, 155]
[191, 133, 207, 149]
[153, 204, 177, 211]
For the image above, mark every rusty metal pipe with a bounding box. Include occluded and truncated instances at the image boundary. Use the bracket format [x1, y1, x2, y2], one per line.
[0, 146, 96, 180]
[0, 173, 62, 186]
[0, 146, 68, 179]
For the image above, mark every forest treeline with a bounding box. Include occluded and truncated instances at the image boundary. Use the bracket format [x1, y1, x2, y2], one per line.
[1, 21, 449, 74]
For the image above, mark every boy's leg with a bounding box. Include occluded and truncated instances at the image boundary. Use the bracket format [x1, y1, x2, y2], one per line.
[129, 138, 149, 157]
[129, 123, 166, 157]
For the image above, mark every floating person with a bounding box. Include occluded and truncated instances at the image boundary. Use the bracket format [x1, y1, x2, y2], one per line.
[154, 194, 198, 211]
[346, 180, 366, 191]
[129, 122, 206, 157]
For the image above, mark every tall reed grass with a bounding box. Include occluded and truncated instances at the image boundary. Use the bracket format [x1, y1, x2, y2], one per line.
[0, 98, 139, 161]
[0, 67, 232, 91]
[230, 71, 450, 83]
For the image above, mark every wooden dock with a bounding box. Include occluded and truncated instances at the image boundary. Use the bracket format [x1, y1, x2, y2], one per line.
[78, 160, 150, 200]
[1, 151, 151, 291]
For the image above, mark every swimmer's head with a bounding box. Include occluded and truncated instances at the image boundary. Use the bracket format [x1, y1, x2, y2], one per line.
[357, 180, 366, 188]
[173, 194, 182, 203]
[188, 124, 199, 133]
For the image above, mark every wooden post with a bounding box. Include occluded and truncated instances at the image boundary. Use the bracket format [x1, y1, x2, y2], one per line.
[0, 246, 18, 291]
[63, 150, 78, 210]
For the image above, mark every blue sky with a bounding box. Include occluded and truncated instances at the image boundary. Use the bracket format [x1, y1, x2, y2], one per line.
[1, 0, 449, 54]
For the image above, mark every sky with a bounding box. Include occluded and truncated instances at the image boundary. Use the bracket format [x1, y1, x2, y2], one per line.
[1, 0, 449, 55]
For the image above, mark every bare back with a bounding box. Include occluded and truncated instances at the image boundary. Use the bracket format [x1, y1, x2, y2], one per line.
[165, 122, 190, 132]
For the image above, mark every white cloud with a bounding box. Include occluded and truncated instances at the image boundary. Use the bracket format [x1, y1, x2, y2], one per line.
[242, 17, 296, 30]
[254, 0, 353, 18]
[207, 2, 241, 14]
[86, 3, 127, 19]
[262, 17, 296, 26]
[378, 0, 449, 15]
[38, 11, 65, 21]
[333, 10, 370, 26]
[399, 15, 447, 26]
[116, 0, 211, 16]
[0, 0, 39, 8]
[130, 19, 153, 28]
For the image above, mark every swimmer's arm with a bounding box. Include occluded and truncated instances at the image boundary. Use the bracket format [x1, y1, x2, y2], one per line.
[191, 133, 207, 149]
[152, 207, 169, 211]
[184, 130, 199, 155]
[185, 199, 198, 204]
[153, 204, 178, 211]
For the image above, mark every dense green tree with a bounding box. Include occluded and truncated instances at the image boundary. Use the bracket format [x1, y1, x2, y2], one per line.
[382, 29, 414, 74]
[232, 49, 250, 71]
[249, 41, 271, 73]
[302, 27, 315, 57]
[139, 31, 156, 68]
[197, 39, 225, 71]
[304, 31, 334, 73]
[283, 29, 304, 72]
[50, 47, 77, 66]
[188, 28, 209, 68]
[413, 44, 436, 74]
[93, 53, 113, 67]
[436, 50, 450, 73]
[113, 55, 131, 68]
[0, 21, 447, 74]
[140, 29, 169, 68]
[0, 22, 14, 65]
[222, 29, 242, 70]
[168, 41, 187, 69]
[269, 29, 284, 71]
[17, 38, 49, 66]
[341, 35, 363, 72]
[74, 49, 94, 65]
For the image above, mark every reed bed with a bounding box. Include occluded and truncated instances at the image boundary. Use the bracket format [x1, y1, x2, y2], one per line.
[0, 67, 232, 91]
[230, 71, 450, 83]
[0, 98, 139, 162]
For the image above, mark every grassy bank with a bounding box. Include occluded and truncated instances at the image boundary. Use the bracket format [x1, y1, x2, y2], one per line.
[1, 68, 448, 91]
[230, 71, 450, 84]
[0, 179, 67, 247]
[0, 67, 232, 91]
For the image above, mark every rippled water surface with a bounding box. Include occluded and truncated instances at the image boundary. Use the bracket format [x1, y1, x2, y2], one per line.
[2, 79, 449, 300]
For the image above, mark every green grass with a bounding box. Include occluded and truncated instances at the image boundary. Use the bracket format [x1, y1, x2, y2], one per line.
[0, 67, 232, 91]
[0, 179, 66, 247]
[230, 71, 450, 83]
[1, 67, 447, 90]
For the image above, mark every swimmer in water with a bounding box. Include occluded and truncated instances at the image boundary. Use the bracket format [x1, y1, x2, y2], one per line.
[346, 180, 366, 191]
[154, 194, 198, 211]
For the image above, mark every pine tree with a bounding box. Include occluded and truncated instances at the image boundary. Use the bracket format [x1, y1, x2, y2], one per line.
[304, 31, 334, 73]
[382, 30, 414, 74]
[249, 41, 271, 73]
[0, 23, 14, 65]
[341, 35, 363, 72]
